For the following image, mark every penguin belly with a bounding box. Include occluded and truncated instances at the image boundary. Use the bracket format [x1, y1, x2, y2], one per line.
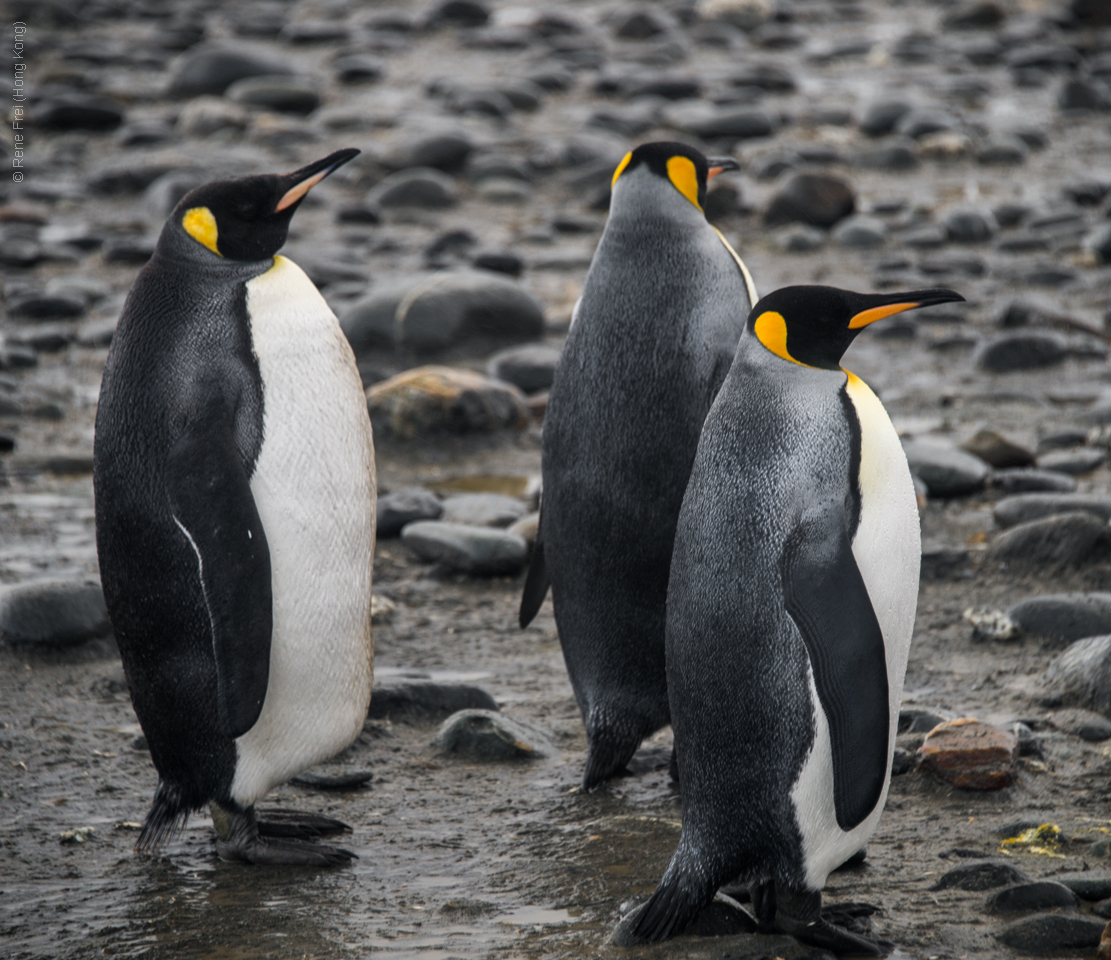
[790, 372, 920, 889]
[230, 255, 375, 807]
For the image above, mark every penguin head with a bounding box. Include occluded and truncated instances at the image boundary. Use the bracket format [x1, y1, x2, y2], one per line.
[610, 141, 738, 213]
[748, 285, 966, 370]
[172, 149, 359, 262]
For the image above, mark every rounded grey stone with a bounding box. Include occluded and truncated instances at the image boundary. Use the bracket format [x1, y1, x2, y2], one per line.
[975, 332, 1069, 372]
[342, 271, 545, 357]
[773, 224, 826, 252]
[859, 97, 913, 136]
[832, 214, 886, 248]
[1037, 448, 1106, 475]
[168, 44, 293, 98]
[1009, 593, 1111, 641]
[994, 494, 1111, 528]
[944, 205, 999, 243]
[896, 108, 959, 139]
[376, 488, 443, 538]
[225, 75, 321, 114]
[369, 682, 498, 721]
[486, 344, 561, 393]
[932, 860, 1029, 891]
[988, 512, 1107, 567]
[382, 133, 474, 173]
[401, 521, 528, 575]
[991, 469, 1078, 494]
[1045, 635, 1111, 714]
[995, 914, 1104, 952]
[1084, 222, 1111, 264]
[1049, 708, 1111, 741]
[435, 709, 548, 760]
[369, 168, 456, 208]
[902, 439, 989, 497]
[0, 580, 111, 647]
[986, 881, 1079, 914]
[764, 172, 855, 228]
[440, 493, 527, 528]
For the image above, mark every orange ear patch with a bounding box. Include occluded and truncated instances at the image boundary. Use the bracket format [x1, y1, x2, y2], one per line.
[611, 151, 633, 190]
[754, 310, 812, 367]
[666, 155, 701, 210]
[182, 207, 220, 256]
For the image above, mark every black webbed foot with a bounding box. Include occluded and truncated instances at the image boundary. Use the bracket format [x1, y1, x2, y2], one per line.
[775, 885, 891, 957]
[210, 804, 356, 867]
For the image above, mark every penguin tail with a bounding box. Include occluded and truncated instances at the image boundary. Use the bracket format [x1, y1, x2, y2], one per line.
[518, 534, 550, 628]
[136, 779, 191, 852]
[628, 859, 715, 944]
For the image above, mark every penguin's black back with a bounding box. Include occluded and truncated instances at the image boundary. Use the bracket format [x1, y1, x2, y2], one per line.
[540, 171, 752, 782]
[94, 225, 268, 835]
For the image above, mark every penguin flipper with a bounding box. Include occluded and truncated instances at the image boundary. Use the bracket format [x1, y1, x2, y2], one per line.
[626, 861, 716, 943]
[780, 510, 890, 832]
[518, 531, 550, 628]
[166, 400, 273, 740]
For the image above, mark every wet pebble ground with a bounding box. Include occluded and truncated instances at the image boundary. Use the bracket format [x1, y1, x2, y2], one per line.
[5, 0, 1111, 957]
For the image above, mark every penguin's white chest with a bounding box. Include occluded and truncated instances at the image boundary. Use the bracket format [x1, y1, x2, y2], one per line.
[790, 372, 920, 887]
[230, 255, 376, 806]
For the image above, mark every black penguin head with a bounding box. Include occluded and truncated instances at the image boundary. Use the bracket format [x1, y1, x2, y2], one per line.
[748, 285, 966, 370]
[172, 149, 359, 262]
[610, 141, 738, 212]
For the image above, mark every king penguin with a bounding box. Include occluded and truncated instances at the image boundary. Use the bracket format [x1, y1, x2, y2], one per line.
[93, 149, 377, 866]
[519, 141, 758, 790]
[629, 285, 964, 952]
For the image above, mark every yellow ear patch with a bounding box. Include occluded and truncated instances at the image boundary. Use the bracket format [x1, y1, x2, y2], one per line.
[754, 310, 810, 367]
[182, 206, 221, 256]
[848, 301, 919, 329]
[611, 151, 633, 190]
[666, 155, 701, 210]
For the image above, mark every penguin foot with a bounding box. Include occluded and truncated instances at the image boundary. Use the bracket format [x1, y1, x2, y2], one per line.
[255, 807, 352, 839]
[775, 887, 890, 957]
[210, 804, 356, 867]
[750, 879, 777, 933]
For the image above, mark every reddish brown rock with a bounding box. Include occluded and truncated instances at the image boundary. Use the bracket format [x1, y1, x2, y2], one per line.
[1098, 919, 1111, 960]
[917, 718, 1018, 790]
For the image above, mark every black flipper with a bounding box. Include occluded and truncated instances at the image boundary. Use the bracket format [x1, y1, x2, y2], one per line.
[581, 728, 641, 791]
[518, 528, 550, 628]
[136, 779, 191, 852]
[780, 505, 889, 832]
[166, 394, 273, 740]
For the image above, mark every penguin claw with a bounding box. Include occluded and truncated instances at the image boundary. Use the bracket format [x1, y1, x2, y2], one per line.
[212, 804, 356, 867]
[776, 916, 889, 957]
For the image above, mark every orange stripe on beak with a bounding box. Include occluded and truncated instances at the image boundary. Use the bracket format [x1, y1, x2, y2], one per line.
[848, 301, 920, 330]
[275, 169, 330, 212]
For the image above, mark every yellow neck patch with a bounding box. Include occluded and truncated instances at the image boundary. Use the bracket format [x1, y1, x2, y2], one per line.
[611, 151, 633, 190]
[182, 206, 220, 256]
[754, 310, 811, 367]
[666, 155, 701, 210]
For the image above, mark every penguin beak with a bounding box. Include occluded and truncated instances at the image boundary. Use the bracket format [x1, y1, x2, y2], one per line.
[848, 288, 966, 329]
[275, 148, 360, 213]
[706, 156, 740, 180]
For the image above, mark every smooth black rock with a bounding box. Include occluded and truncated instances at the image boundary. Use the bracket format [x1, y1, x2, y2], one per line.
[991, 469, 1077, 494]
[472, 251, 524, 277]
[1050, 708, 1111, 741]
[1038, 448, 1106, 475]
[383, 133, 474, 173]
[729, 62, 797, 93]
[899, 708, 950, 734]
[995, 914, 1104, 952]
[334, 54, 385, 84]
[87, 156, 192, 195]
[377, 487, 443, 538]
[1055, 874, 1111, 901]
[167, 44, 293, 97]
[290, 770, 373, 789]
[1059, 78, 1111, 112]
[989, 512, 1107, 567]
[764, 172, 855, 228]
[486, 344, 560, 394]
[995, 494, 1111, 528]
[943, 1, 1006, 29]
[426, 0, 490, 28]
[903, 439, 989, 497]
[975, 331, 1069, 372]
[986, 881, 1080, 913]
[1008, 593, 1111, 641]
[7, 293, 86, 319]
[944, 205, 998, 243]
[368, 682, 499, 721]
[921, 543, 971, 580]
[896, 108, 959, 139]
[33, 95, 125, 131]
[0, 580, 111, 647]
[931, 860, 1029, 891]
[226, 75, 321, 114]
